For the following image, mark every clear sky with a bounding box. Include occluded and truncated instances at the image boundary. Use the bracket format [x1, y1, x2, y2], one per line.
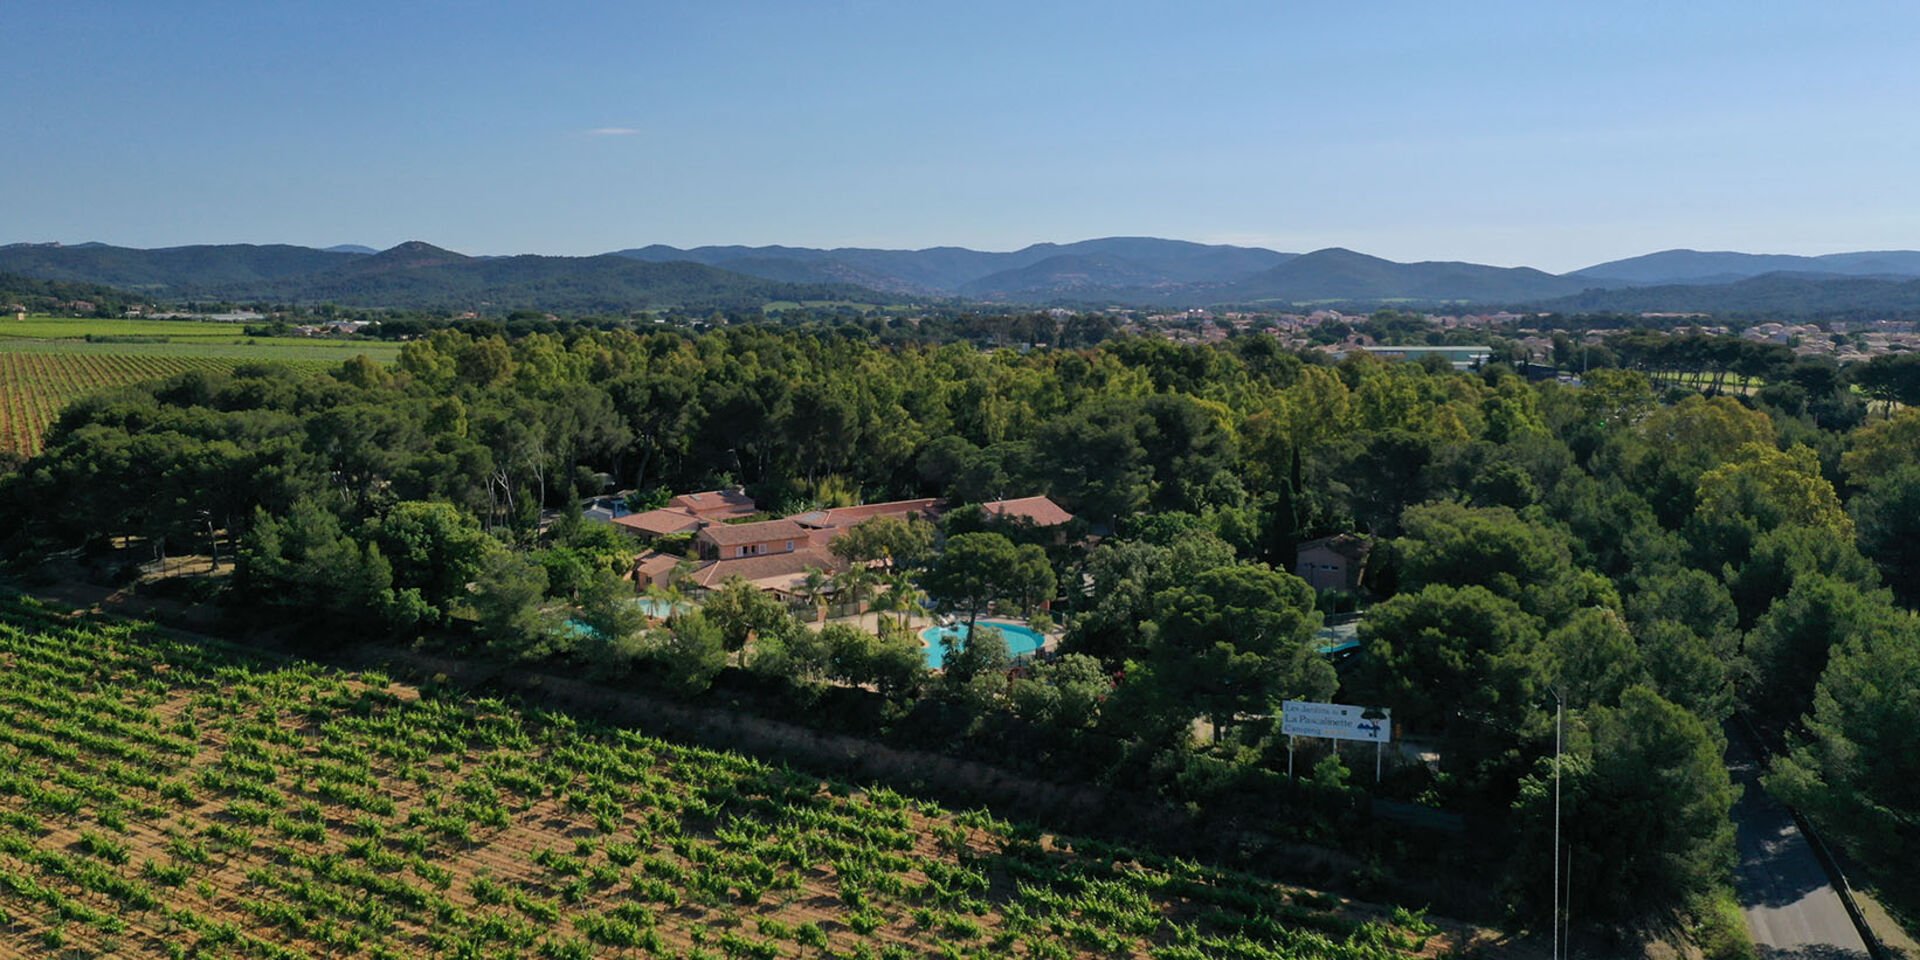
[6, 1, 1917, 272]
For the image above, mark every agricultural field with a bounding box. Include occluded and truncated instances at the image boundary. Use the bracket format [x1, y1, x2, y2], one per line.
[0, 316, 403, 363]
[0, 353, 344, 457]
[0, 317, 398, 456]
[0, 594, 1468, 960]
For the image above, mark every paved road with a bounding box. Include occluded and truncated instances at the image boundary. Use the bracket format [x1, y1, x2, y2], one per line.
[1727, 728, 1871, 960]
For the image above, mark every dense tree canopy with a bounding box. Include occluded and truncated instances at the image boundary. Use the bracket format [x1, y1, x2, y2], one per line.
[3, 319, 1916, 934]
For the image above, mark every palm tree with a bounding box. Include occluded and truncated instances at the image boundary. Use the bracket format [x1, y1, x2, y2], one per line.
[834, 564, 874, 618]
[643, 578, 688, 621]
[799, 566, 831, 624]
[879, 570, 924, 633]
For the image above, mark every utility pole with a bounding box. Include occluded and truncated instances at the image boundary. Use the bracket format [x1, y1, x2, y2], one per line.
[1549, 686, 1564, 960]
[1564, 850, 1574, 959]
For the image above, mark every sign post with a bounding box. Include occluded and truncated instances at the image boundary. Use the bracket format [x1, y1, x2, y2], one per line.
[1282, 701, 1392, 782]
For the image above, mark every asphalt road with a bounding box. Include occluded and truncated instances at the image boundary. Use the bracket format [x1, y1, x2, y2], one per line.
[1727, 729, 1871, 960]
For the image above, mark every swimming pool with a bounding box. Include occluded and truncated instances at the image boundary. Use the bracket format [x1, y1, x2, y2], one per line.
[633, 598, 687, 619]
[919, 620, 1048, 669]
[566, 598, 687, 641]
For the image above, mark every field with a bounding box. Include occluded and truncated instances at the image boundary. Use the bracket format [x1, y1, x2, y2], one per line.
[0, 316, 404, 362]
[0, 317, 396, 457]
[0, 353, 339, 457]
[0, 594, 1461, 960]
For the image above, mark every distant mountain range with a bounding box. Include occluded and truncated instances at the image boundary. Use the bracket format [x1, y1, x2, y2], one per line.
[6, 238, 1920, 315]
[1570, 249, 1920, 286]
[1533, 272, 1920, 320]
[611, 237, 1294, 298]
[615, 240, 1920, 309]
[0, 241, 872, 313]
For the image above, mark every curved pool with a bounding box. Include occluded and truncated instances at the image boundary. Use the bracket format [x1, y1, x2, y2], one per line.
[919, 620, 1048, 669]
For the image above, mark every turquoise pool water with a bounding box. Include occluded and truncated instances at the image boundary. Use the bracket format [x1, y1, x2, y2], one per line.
[919, 621, 1048, 669]
[566, 598, 688, 640]
[634, 598, 687, 619]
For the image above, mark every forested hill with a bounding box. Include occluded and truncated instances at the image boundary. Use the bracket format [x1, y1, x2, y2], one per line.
[0, 241, 885, 312]
[1572, 248, 1920, 285]
[21, 237, 1920, 314]
[1210, 247, 1589, 304]
[0, 271, 142, 315]
[613, 236, 1297, 297]
[1528, 271, 1920, 320]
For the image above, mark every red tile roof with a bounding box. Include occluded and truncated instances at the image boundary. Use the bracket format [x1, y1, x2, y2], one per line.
[634, 552, 686, 579]
[697, 518, 808, 546]
[612, 507, 703, 537]
[819, 498, 940, 526]
[669, 489, 758, 519]
[683, 548, 842, 589]
[978, 496, 1074, 527]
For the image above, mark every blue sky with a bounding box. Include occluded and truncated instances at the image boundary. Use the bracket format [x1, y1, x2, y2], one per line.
[6, 1, 1917, 271]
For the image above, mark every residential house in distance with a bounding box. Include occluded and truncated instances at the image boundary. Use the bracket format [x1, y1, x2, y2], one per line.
[1293, 534, 1371, 592]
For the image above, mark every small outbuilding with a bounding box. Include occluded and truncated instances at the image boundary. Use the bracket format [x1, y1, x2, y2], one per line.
[1294, 534, 1371, 592]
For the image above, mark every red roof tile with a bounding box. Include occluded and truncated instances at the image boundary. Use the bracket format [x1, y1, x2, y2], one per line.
[669, 489, 758, 519]
[818, 498, 940, 526]
[684, 548, 841, 589]
[612, 507, 702, 536]
[979, 496, 1074, 527]
[697, 518, 808, 546]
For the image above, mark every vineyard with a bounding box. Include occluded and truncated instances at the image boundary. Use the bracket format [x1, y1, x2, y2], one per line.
[0, 353, 337, 457]
[0, 594, 1470, 960]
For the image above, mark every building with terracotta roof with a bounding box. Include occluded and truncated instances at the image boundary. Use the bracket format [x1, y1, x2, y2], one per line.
[1293, 534, 1371, 592]
[696, 519, 810, 560]
[612, 508, 705, 538]
[670, 489, 757, 519]
[630, 492, 1054, 602]
[977, 496, 1074, 528]
[610, 488, 760, 540]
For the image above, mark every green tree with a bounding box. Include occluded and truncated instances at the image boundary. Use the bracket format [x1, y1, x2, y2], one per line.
[1634, 620, 1736, 721]
[748, 618, 834, 688]
[827, 514, 935, 572]
[1515, 686, 1737, 923]
[1624, 394, 1775, 527]
[1840, 407, 1920, 485]
[942, 625, 1010, 688]
[1768, 617, 1920, 902]
[821, 622, 925, 699]
[1351, 584, 1551, 785]
[701, 577, 791, 653]
[1548, 607, 1642, 708]
[470, 550, 562, 661]
[366, 501, 498, 624]
[1725, 524, 1878, 628]
[574, 568, 645, 648]
[652, 611, 727, 697]
[1747, 575, 1904, 722]
[1395, 501, 1579, 621]
[1145, 564, 1330, 743]
[235, 499, 401, 624]
[1690, 443, 1853, 569]
[1851, 464, 1920, 607]
[924, 532, 1053, 631]
[1008, 653, 1110, 729]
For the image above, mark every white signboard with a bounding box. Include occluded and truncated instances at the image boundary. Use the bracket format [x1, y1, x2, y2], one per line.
[1282, 700, 1390, 743]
